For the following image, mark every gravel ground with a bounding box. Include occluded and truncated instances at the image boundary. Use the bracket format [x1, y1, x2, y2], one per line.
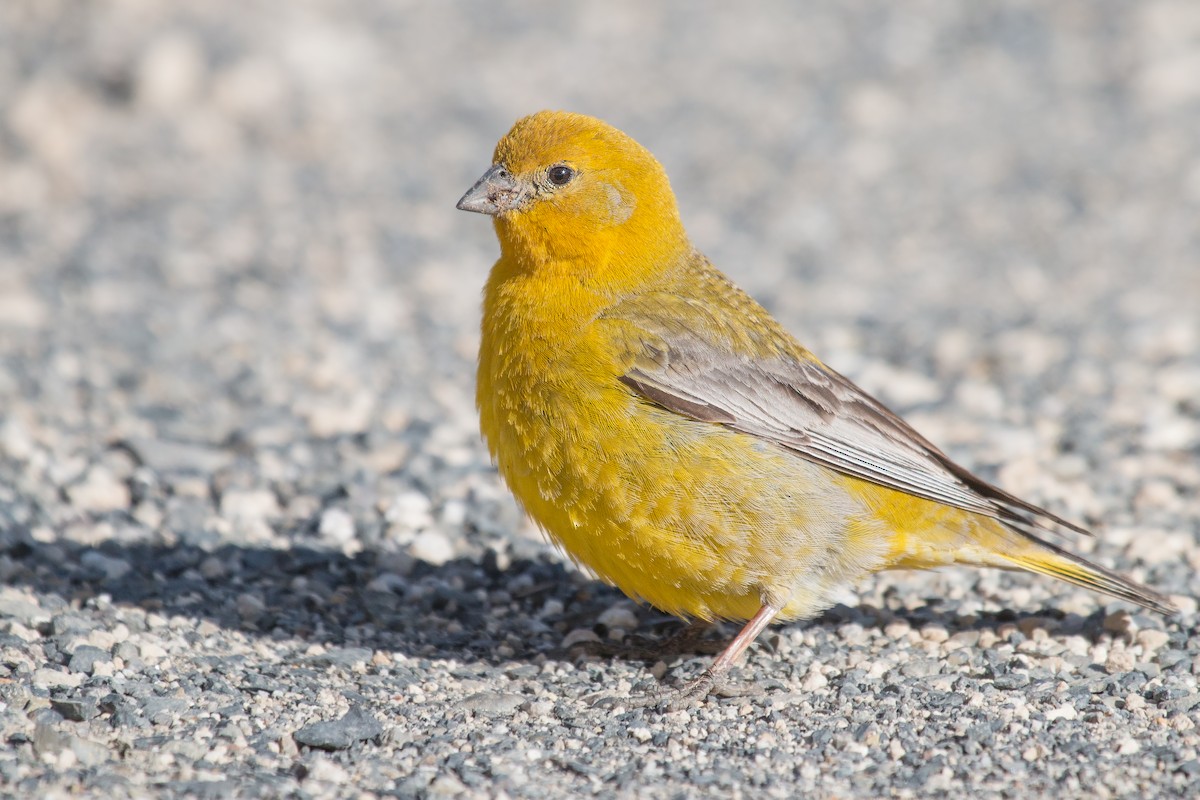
[2, 1, 1199, 798]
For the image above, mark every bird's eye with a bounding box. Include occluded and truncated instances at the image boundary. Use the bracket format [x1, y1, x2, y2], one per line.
[547, 165, 575, 186]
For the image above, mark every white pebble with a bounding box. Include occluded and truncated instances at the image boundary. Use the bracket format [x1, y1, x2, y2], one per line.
[137, 34, 206, 110]
[138, 642, 168, 660]
[32, 668, 83, 689]
[386, 490, 434, 531]
[439, 500, 467, 527]
[306, 755, 351, 785]
[801, 664, 828, 691]
[68, 467, 131, 513]
[629, 727, 652, 743]
[408, 530, 454, 566]
[1044, 704, 1077, 722]
[597, 604, 639, 631]
[303, 393, 374, 438]
[220, 489, 280, 522]
[0, 418, 35, 460]
[318, 508, 356, 544]
[85, 630, 117, 651]
[1137, 629, 1170, 654]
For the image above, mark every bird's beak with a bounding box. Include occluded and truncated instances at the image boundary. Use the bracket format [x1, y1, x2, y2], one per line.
[456, 164, 526, 216]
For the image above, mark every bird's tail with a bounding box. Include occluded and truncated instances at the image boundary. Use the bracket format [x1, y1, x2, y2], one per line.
[888, 513, 1176, 615]
[994, 534, 1177, 615]
[878, 493, 1176, 615]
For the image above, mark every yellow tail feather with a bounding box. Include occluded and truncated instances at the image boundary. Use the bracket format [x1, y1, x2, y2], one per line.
[879, 499, 1176, 615]
[1001, 543, 1177, 616]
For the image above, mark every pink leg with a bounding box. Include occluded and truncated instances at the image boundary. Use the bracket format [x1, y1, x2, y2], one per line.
[668, 601, 782, 709]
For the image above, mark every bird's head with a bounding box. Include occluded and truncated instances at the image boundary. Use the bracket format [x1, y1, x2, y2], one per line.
[457, 111, 688, 273]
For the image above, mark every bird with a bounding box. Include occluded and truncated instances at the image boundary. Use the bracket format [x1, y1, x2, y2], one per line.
[456, 110, 1176, 706]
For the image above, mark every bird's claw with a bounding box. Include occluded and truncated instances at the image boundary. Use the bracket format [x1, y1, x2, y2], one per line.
[586, 668, 770, 711]
[663, 671, 719, 710]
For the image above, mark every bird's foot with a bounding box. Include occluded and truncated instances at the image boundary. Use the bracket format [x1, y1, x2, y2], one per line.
[662, 670, 720, 710]
[601, 669, 738, 711]
[588, 666, 777, 711]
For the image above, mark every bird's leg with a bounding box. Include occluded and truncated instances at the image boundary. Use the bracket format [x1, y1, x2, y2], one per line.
[666, 601, 782, 710]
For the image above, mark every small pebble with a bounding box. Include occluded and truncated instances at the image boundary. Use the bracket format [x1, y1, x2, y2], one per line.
[318, 507, 356, 544]
[460, 692, 526, 715]
[596, 604, 639, 631]
[293, 706, 384, 751]
[409, 529, 454, 566]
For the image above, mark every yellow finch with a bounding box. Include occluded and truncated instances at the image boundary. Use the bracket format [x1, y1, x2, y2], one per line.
[457, 111, 1175, 705]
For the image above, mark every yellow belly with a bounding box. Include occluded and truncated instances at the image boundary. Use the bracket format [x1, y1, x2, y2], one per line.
[480, 365, 892, 622]
[477, 268, 899, 622]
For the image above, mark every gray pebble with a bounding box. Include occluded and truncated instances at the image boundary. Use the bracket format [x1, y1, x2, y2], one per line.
[112, 642, 140, 662]
[80, 551, 132, 582]
[70, 737, 111, 767]
[994, 674, 1032, 690]
[32, 720, 72, 757]
[50, 614, 98, 637]
[460, 692, 526, 715]
[1164, 693, 1200, 715]
[0, 598, 50, 627]
[293, 705, 384, 751]
[50, 695, 100, 722]
[141, 697, 191, 723]
[240, 674, 283, 694]
[305, 647, 374, 670]
[122, 436, 235, 474]
[899, 659, 942, 678]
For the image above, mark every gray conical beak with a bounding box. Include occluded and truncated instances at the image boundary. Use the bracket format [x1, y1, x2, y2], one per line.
[456, 164, 526, 216]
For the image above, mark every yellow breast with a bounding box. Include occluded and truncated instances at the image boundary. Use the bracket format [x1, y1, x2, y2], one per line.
[477, 263, 890, 622]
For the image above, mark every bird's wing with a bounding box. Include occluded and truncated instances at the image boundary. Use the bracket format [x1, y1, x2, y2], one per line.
[608, 300, 1088, 540]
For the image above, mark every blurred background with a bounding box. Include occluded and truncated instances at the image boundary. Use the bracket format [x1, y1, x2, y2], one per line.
[2, 0, 1198, 623]
[0, 1, 1198, 793]
[3, 0, 1200, 626]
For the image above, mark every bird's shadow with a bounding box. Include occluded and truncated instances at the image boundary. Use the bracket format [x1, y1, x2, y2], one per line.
[0, 525, 1171, 672]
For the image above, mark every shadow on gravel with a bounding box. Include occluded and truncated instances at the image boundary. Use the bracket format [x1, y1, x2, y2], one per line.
[1, 532, 602, 665]
[0, 529, 1138, 667]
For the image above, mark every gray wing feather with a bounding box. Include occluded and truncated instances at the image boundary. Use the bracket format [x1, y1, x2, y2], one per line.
[619, 335, 1089, 539]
